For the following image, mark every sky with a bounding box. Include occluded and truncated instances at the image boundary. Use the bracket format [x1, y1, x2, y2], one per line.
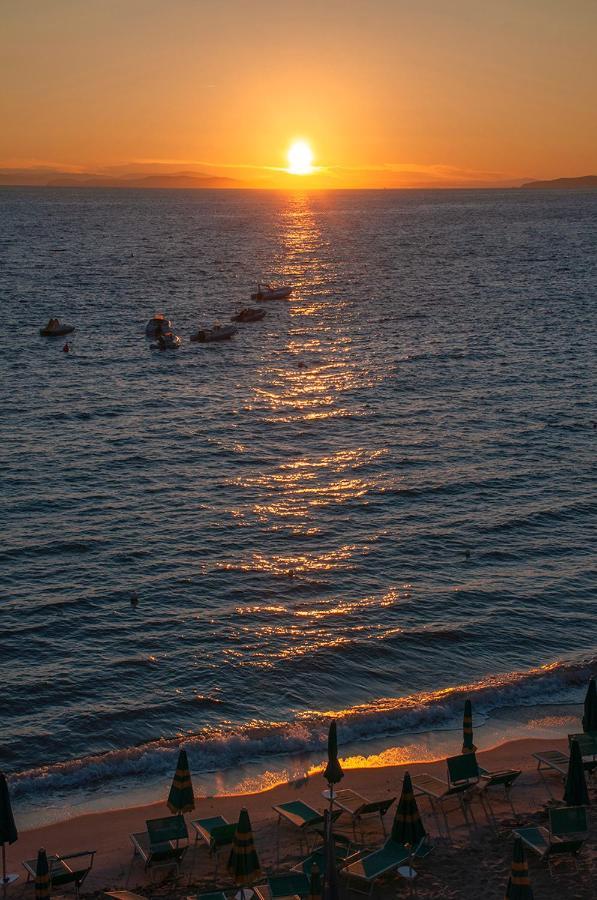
[2, 0, 597, 187]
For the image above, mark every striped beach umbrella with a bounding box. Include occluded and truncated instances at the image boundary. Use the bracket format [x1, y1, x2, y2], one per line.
[504, 837, 533, 900]
[228, 808, 261, 887]
[323, 721, 343, 789]
[563, 740, 589, 806]
[35, 849, 50, 900]
[582, 678, 597, 733]
[167, 748, 195, 814]
[0, 772, 18, 887]
[322, 811, 339, 900]
[309, 863, 322, 900]
[391, 771, 426, 847]
[462, 699, 477, 754]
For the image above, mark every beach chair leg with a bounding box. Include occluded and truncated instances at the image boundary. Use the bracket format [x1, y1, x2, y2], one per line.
[504, 784, 516, 817]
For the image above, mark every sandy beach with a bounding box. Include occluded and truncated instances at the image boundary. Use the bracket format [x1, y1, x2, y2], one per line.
[5, 736, 595, 899]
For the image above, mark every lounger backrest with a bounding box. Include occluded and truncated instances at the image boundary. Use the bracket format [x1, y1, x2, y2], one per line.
[447, 752, 479, 785]
[147, 815, 188, 846]
[356, 797, 396, 816]
[568, 733, 597, 757]
[549, 805, 588, 837]
[210, 823, 236, 849]
[53, 851, 95, 887]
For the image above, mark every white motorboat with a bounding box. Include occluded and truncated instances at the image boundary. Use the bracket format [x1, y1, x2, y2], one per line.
[231, 307, 266, 323]
[250, 283, 292, 301]
[190, 324, 238, 342]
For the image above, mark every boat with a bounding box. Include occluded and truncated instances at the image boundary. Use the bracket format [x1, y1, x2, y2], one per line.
[250, 283, 292, 301]
[231, 307, 266, 323]
[145, 313, 173, 338]
[190, 324, 238, 342]
[40, 319, 75, 336]
[150, 331, 181, 350]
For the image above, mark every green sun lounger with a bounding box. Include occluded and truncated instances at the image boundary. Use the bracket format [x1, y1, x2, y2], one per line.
[267, 872, 311, 899]
[568, 733, 597, 775]
[514, 805, 588, 874]
[291, 842, 352, 877]
[23, 851, 96, 898]
[341, 838, 415, 897]
[186, 893, 229, 900]
[273, 801, 342, 859]
[130, 815, 188, 873]
[327, 789, 396, 837]
[191, 815, 237, 876]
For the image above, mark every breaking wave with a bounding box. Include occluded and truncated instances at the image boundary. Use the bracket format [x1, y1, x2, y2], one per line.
[9, 653, 595, 801]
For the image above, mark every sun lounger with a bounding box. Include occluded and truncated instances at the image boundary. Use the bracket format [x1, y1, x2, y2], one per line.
[272, 801, 342, 859]
[411, 770, 478, 839]
[291, 842, 352, 877]
[186, 893, 229, 900]
[341, 838, 415, 897]
[568, 733, 597, 775]
[191, 815, 236, 876]
[533, 749, 570, 785]
[23, 851, 96, 898]
[266, 873, 311, 900]
[514, 805, 588, 874]
[130, 815, 188, 873]
[325, 789, 396, 837]
[105, 893, 148, 900]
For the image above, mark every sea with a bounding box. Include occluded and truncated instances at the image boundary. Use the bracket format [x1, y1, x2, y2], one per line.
[1, 187, 595, 828]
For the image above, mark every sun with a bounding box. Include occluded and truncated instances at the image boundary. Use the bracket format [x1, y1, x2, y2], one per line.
[287, 139, 314, 175]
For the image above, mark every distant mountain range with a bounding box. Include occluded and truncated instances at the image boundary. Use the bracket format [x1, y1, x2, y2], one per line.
[0, 169, 242, 189]
[521, 175, 597, 190]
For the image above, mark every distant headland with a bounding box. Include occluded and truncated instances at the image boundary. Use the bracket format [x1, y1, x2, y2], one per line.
[0, 169, 242, 189]
[521, 175, 597, 190]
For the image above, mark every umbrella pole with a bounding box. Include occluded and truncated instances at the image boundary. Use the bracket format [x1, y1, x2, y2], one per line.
[1, 844, 19, 894]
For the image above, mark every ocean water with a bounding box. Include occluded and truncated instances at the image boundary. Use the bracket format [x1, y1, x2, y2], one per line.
[1, 187, 596, 825]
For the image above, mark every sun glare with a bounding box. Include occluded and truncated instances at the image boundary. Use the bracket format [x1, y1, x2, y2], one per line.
[287, 140, 314, 175]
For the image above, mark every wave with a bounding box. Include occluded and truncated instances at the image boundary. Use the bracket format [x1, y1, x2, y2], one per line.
[8, 653, 596, 801]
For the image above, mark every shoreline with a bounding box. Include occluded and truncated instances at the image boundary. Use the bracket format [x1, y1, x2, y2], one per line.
[10, 699, 583, 832]
[6, 735, 573, 896]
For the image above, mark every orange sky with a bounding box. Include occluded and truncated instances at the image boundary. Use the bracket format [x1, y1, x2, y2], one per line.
[2, 0, 597, 187]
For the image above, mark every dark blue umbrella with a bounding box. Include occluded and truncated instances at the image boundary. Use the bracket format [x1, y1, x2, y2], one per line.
[0, 773, 18, 888]
[323, 721, 343, 789]
[563, 740, 589, 806]
[582, 678, 597, 733]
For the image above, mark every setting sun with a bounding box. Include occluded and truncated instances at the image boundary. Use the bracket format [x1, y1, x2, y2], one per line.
[287, 140, 314, 175]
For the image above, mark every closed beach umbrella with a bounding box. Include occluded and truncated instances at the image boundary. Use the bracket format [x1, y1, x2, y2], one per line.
[462, 699, 477, 754]
[167, 748, 195, 814]
[563, 740, 589, 806]
[0, 772, 18, 887]
[323, 721, 343, 791]
[35, 849, 50, 900]
[504, 837, 533, 900]
[309, 863, 322, 900]
[322, 811, 339, 900]
[228, 808, 261, 887]
[391, 771, 426, 847]
[582, 678, 597, 733]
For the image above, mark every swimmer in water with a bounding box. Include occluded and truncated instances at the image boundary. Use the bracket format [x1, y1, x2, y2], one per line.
[63, 341, 70, 353]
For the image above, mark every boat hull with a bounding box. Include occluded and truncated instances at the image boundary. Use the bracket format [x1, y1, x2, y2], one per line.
[40, 325, 75, 336]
